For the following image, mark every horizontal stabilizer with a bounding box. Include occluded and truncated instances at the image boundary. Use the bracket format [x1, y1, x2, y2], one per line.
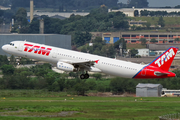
[154, 72, 169, 76]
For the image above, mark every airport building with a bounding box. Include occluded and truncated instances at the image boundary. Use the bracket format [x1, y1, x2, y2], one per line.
[91, 32, 180, 44]
[0, 34, 71, 56]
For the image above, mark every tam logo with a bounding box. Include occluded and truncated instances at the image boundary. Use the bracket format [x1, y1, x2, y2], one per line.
[155, 48, 175, 67]
[24, 43, 52, 56]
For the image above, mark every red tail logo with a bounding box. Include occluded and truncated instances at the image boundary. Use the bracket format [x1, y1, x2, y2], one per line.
[134, 47, 178, 79]
[150, 47, 178, 71]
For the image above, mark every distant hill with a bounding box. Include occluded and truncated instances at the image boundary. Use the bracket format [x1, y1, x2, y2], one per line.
[11, 0, 118, 11]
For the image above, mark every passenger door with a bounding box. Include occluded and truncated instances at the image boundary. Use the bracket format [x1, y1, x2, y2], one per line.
[52, 49, 58, 58]
[18, 42, 24, 52]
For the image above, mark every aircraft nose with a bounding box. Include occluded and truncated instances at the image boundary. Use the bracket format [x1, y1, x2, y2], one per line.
[2, 45, 8, 51]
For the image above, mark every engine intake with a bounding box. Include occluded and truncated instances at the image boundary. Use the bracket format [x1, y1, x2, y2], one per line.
[57, 62, 74, 72]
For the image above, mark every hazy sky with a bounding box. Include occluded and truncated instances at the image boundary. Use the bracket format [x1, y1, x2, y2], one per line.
[118, 0, 180, 7]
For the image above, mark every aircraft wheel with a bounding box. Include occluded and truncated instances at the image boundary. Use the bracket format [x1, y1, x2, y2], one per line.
[84, 74, 89, 79]
[80, 74, 85, 79]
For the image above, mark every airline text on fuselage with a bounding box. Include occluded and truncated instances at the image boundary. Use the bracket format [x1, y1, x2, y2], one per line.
[24, 43, 52, 56]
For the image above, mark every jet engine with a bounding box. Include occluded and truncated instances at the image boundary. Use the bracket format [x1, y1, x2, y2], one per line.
[57, 62, 75, 72]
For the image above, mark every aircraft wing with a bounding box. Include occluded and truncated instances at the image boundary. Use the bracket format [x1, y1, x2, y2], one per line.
[60, 59, 99, 71]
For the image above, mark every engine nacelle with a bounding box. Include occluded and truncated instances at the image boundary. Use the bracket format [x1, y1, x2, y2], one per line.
[57, 62, 74, 72]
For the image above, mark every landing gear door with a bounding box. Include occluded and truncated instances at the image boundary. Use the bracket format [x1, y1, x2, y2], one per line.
[18, 42, 24, 52]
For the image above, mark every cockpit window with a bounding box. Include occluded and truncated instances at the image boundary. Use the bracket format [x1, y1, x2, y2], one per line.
[9, 43, 14, 46]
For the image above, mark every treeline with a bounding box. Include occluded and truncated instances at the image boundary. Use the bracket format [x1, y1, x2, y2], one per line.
[0, 9, 14, 24]
[136, 10, 180, 17]
[0, 55, 180, 95]
[16, 7, 129, 34]
[12, 7, 129, 48]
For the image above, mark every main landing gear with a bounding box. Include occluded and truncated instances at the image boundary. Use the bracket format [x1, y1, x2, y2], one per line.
[80, 72, 89, 79]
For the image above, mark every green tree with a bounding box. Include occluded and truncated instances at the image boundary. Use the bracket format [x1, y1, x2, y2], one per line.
[150, 38, 158, 43]
[92, 73, 102, 80]
[15, 8, 28, 27]
[74, 80, 89, 96]
[113, 16, 129, 29]
[30, 63, 51, 76]
[90, 37, 106, 56]
[101, 45, 115, 58]
[96, 83, 106, 92]
[69, 72, 79, 79]
[109, 77, 124, 94]
[1, 65, 15, 75]
[129, 48, 138, 58]
[134, 10, 139, 17]
[81, 46, 87, 53]
[114, 38, 126, 56]
[13, 70, 31, 89]
[73, 31, 92, 47]
[139, 38, 147, 45]
[27, 18, 40, 33]
[52, 81, 60, 92]
[0, 55, 9, 67]
[114, 38, 126, 50]
[110, 77, 136, 94]
[158, 16, 165, 27]
[57, 78, 66, 91]
[86, 80, 97, 90]
[140, 10, 149, 16]
[143, 22, 151, 29]
[45, 72, 56, 91]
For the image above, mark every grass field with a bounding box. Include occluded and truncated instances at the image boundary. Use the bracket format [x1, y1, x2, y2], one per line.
[126, 43, 146, 49]
[0, 90, 179, 120]
[131, 17, 180, 27]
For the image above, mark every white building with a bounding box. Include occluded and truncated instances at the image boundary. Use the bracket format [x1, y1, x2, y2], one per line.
[27, 11, 89, 18]
[0, 5, 11, 10]
[137, 49, 149, 57]
[109, 8, 180, 17]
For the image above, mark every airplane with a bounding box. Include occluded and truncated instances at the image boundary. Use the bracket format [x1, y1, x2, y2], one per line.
[2, 41, 179, 79]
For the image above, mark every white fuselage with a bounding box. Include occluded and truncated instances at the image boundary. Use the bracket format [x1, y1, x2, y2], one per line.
[2, 41, 145, 78]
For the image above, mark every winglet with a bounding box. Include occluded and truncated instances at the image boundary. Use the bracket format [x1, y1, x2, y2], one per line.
[95, 60, 99, 64]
